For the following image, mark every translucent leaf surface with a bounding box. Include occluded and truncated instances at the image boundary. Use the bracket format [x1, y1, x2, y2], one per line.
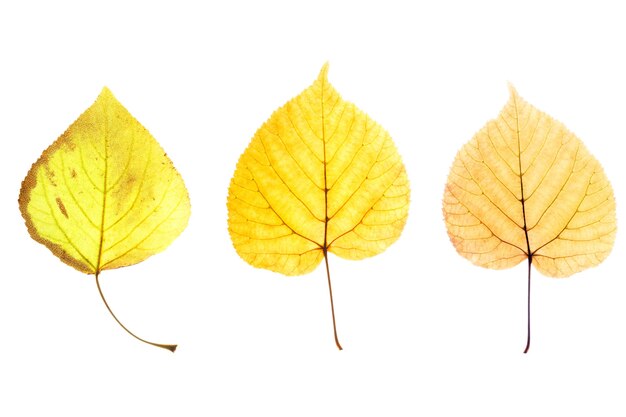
[19, 88, 190, 350]
[227, 64, 410, 348]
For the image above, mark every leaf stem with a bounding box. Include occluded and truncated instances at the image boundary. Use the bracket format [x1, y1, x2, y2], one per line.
[323, 250, 343, 350]
[95, 273, 177, 352]
[523, 256, 532, 354]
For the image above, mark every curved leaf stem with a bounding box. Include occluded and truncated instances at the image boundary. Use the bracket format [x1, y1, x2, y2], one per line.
[323, 251, 343, 350]
[95, 273, 177, 352]
[523, 256, 532, 354]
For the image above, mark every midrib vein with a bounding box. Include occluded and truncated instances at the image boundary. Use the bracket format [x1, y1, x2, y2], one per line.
[322, 79, 329, 250]
[96, 107, 109, 273]
[514, 97, 531, 257]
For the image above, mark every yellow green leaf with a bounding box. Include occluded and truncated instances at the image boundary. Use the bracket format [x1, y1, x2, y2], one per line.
[19, 87, 190, 351]
[227, 64, 410, 349]
[443, 85, 616, 352]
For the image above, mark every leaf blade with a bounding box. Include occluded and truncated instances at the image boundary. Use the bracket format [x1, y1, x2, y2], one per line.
[227, 64, 410, 275]
[443, 86, 616, 277]
[19, 87, 191, 275]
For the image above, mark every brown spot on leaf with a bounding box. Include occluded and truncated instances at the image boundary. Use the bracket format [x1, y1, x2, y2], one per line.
[56, 197, 68, 218]
[70, 168, 77, 178]
[45, 166, 57, 187]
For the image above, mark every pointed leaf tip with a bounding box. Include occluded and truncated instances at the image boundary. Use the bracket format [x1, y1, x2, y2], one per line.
[97, 87, 120, 108]
[317, 62, 330, 82]
[99, 86, 114, 98]
[507, 82, 519, 99]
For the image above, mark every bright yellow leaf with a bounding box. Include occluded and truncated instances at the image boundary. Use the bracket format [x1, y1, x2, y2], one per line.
[19, 87, 190, 351]
[227, 64, 410, 349]
[443, 85, 616, 352]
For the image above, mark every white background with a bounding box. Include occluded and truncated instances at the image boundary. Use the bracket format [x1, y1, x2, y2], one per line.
[1, 1, 625, 415]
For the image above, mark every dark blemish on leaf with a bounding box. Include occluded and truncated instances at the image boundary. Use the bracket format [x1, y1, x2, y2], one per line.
[70, 168, 77, 178]
[56, 197, 68, 218]
[59, 132, 76, 151]
[45, 166, 57, 186]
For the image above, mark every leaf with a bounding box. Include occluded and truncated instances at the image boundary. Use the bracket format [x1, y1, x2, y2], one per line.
[443, 85, 616, 352]
[19, 87, 190, 351]
[227, 64, 410, 349]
